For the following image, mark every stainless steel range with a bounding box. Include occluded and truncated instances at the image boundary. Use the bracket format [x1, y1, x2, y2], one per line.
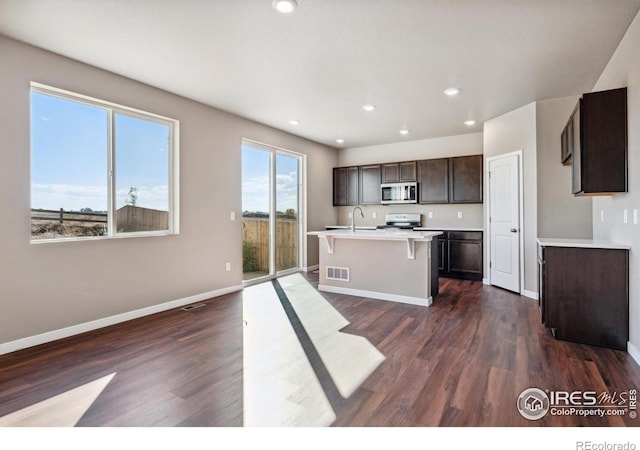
[376, 213, 422, 230]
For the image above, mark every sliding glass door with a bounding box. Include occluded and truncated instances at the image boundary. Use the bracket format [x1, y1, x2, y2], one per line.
[242, 141, 302, 282]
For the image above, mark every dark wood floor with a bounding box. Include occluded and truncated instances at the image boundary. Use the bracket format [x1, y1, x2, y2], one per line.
[0, 273, 638, 426]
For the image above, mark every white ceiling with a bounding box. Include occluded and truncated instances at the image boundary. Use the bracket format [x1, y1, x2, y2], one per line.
[1, 0, 639, 148]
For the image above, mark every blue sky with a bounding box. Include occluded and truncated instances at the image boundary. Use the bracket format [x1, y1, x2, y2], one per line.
[242, 144, 299, 214]
[31, 92, 169, 212]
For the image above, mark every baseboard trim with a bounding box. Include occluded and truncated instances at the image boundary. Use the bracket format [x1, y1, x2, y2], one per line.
[628, 341, 640, 367]
[523, 290, 539, 301]
[0, 284, 244, 356]
[482, 278, 490, 285]
[318, 284, 432, 307]
[303, 264, 319, 272]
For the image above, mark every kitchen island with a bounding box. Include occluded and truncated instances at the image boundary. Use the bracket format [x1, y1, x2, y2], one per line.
[308, 229, 442, 306]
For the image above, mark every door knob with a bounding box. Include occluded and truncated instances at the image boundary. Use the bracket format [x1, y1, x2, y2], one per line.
[510, 228, 518, 233]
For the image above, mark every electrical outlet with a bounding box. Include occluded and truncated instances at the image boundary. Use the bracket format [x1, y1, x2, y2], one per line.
[230, 212, 235, 221]
[624, 209, 628, 224]
[225, 262, 231, 272]
[457, 211, 463, 219]
[428, 211, 433, 219]
[634, 209, 638, 225]
[348, 212, 353, 218]
[372, 211, 377, 219]
[601, 210, 604, 222]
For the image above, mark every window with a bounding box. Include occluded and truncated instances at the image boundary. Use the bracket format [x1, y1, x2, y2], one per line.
[30, 84, 178, 241]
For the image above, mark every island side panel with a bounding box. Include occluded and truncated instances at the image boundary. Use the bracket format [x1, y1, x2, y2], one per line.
[317, 238, 431, 306]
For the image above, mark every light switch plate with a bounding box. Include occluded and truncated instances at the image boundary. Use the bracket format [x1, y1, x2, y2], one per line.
[624, 209, 628, 224]
[225, 262, 231, 271]
[457, 211, 463, 219]
[348, 212, 352, 218]
[428, 211, 433, 219]
[230, 211, 235, 221]
[634, 209, 638, 225]
[372, 212, 377, 219]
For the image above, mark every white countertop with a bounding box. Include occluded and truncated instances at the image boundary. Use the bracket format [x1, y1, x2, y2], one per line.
[310, 229, 443, 241]
[309, 229, 442, 259]
[537, 238, 631, 250]
[325, 225, 378, 230]
[413, 227, 484, 232]
[326, 226, 483, 232]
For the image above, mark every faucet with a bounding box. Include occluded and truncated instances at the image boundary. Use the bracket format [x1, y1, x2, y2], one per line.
[351, 206, 364, 232]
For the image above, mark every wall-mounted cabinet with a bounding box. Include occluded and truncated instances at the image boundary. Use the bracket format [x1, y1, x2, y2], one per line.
[382, 161, 417, 183]
[333, 154, 483, 206]
[333, 166, 359, 206]
[418, 155, 483, 204]
[561, 116, 572, 165]
[449, 155, 483, 203]
[417, 158, 449, 203]
[564, 87, 627, 196]
[359, 165, 382, 205]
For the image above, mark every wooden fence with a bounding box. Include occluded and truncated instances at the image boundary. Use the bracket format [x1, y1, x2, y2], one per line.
[243, 217, 298, 272]
[116, 205, 168, 232]
[31, 208, 107, 224]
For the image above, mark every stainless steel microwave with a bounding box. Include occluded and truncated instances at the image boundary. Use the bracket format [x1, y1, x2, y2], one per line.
[380, 182, 418, 204]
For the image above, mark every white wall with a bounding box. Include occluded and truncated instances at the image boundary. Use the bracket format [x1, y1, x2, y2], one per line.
[536, 96, 593, 240]
[590, 9, 640, 357]
[483, 102, 538, 294]
[0, 36, 338, 347]
[336, 133, 484, 229]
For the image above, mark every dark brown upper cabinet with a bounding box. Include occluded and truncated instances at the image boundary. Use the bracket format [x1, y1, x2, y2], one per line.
[449, 155, 483, 203]
[561, 115, 573, 165]
[333, 166, 359, 206]
[418, 158, 449, 204]
[570, 87, 627, 196]
[382, 161, 417, 183]
[359, 164, 382, 205]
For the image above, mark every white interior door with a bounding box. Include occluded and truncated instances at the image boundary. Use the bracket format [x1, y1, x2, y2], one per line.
[489, 154, 521, 293]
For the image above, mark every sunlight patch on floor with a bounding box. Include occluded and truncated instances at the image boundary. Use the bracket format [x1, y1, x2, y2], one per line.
[243, 282, 335, 426]
[279, 273, 385, 398]
[243, 274, 385, 426]
[0, 373, 115, 427]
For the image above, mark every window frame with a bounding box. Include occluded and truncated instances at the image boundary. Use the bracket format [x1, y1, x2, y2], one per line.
[30, 82, 180, 243]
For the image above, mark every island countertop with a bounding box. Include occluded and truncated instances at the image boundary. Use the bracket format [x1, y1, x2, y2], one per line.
[308, 229, 442, 260]
[309, 229, 442, 241]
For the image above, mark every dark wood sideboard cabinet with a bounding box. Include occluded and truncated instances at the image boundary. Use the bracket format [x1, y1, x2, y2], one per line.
[538, 244, 629, 350]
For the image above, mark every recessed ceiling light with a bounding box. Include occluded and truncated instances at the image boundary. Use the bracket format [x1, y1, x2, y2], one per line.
[362, 104, 376, 112]
[399, 129, 410, 135]
[289, 119, 299, 125]
[444, 88, 461, 96]
[272, 0, 298, 14]
[336, 139, 345, 144]
[464, 120, 476, 126]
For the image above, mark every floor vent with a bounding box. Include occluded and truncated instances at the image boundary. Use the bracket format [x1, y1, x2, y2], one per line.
[181, 303, 207, 311]
[326, 266, 349, 281]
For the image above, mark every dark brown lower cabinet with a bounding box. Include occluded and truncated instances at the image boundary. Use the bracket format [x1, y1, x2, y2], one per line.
[437, 230, 483, 281]
[538, 244, 629, 350]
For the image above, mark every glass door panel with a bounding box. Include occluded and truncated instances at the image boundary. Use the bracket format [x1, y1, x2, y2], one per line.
[275, 153, 299, 272]
[242, 145, 271, 281]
